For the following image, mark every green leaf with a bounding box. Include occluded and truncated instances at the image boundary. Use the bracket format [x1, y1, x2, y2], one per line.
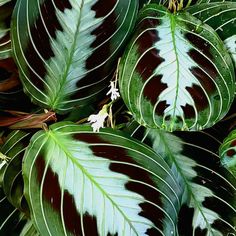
[1, 130, 32, 212]
[23, 121, 182, 236]
[219, 129, 236, 177]
[11, 0, 138, 114]
[130, 122, 236, 235]
[20, 219, 40, 236]
[0, 1, 14, 59]
[0, 185, 38, 236]
[119, 4, 235, 132]
[188, 2, 236, 68]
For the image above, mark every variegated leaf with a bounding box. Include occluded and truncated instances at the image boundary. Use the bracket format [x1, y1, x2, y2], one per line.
[219, 129, 236, 177]
[119, 4, 235, 131]
[129, 122, 236, 235]
[11, 0, 138, 113]
[23, 122, 182, 236]
[188, 2, 236, 68]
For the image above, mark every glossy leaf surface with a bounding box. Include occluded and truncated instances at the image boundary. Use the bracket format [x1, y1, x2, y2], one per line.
[11, 0, 138, 113]
[188, 2, 236, 68]
[129, 122, 236, 235]
[23, 122, 182, 236]
[119, 4, 235, 131]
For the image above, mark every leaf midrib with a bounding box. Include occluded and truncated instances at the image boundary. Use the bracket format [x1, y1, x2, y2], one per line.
[50, 1, 84, 110]
[169, 13, 180, 131]
[48, 130, 139, 235]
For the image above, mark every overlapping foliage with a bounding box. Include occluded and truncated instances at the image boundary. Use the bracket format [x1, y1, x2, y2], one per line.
[0, 0, 235, 235]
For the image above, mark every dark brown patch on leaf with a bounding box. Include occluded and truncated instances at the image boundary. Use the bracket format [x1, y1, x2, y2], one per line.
[230, 140, 236, 147]
[177, 204, 194, 235]
[74, 133, 164, 230]
[75, 0, 117, 93]
[91, 0, 117, 18]
[138, 18, 161, 32]
[226, 149, 236, 157]
[36, 157, 61, 210]
[36, 156, 99, 235]
[143, 75, 167, 105]
[186, 84, 208, 111]
[24, 1, 63, 90]
[136, 29, 164, 80]
[190, 67, 216, 94]
[54, 0, 72, 12]
[62, 192, 82, 235]
[83, 213, 99, 235]
[155, 100, 169, 116]
[188, 49, 218, 80]
[134, 19, 165, 100]
[145, 228, 163, 236]
[181, 104, 195, 119]
[186, 33, 212, 59]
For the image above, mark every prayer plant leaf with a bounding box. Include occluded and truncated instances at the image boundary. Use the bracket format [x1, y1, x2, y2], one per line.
[119, 4, 235, 131]
[219, 129, 236, 177]
[188, 2, 236, 68]
[23, 121, 183, 236]
[129, 122, 236, 236]
[11, 0, 138, 114]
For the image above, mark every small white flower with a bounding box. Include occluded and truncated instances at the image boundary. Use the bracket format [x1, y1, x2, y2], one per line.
[106, 81, 120, 101]
[88, 107, 108, 132]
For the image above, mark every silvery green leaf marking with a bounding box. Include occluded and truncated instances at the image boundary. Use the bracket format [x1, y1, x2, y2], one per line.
[23, 122, 181, 235]
[129, 122, 236, 235]
[119, 4, 235, 131]
[11, 0, 138, 113]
